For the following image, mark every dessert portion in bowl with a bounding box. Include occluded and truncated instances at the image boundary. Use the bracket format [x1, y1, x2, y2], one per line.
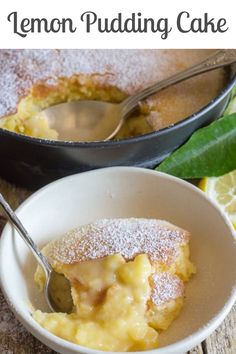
[0, 49, 226, 141]
[33, 218, 195, 352]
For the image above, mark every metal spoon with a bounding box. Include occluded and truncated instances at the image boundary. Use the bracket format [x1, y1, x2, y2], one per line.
[0, 193, 73, 313]
[37, 49, 236, 142]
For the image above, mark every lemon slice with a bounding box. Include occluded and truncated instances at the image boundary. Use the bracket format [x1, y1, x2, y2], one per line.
[199, 170, 236, 229]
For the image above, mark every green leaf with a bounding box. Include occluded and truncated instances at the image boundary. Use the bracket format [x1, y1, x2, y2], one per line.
[224, 94, 236, 116]
[156, 113, 236, 178]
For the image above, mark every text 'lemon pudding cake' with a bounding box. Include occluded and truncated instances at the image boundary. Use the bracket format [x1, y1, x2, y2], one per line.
[0, 49, 225, 141]
[33, 218, 195, 352]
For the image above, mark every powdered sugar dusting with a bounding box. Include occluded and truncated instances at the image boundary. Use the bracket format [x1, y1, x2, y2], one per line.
[0, 49, 214, 117]
[151, 273, 184, 306]
[45, 218, 189, 266]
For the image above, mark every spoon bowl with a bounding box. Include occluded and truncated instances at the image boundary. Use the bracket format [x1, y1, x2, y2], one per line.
[46, 270, 74, 313]
[38, 49, 236, 142]
[0, 193, 73, 313]
[40, 100, 123, 142]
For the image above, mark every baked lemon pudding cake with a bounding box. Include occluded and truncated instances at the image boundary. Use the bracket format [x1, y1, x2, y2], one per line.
[34, 218, 195, 351]
[0, 49, 225, 141]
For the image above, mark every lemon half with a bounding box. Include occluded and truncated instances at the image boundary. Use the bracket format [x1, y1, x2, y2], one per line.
[200, 170, 236, 229]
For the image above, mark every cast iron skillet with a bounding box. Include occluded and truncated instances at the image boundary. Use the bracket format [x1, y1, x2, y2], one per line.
[0, 65, 236, 189]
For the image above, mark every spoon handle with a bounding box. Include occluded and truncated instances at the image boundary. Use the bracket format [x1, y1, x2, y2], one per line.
[121, 49, 236, 117]
[0, 193, 52, 275]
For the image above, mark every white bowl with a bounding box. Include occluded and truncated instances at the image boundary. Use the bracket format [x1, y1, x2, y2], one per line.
[0, 167, 236, 354]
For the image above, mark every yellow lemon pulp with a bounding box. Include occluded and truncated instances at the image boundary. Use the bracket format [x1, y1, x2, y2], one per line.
[34, 251, 195, 351]
[199, 170, 236, 229]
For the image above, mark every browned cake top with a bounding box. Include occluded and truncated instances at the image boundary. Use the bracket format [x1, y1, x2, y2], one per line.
[151, 272, 184, 306]
[45, 218, 189, 266]
[0, 49, 215, 118]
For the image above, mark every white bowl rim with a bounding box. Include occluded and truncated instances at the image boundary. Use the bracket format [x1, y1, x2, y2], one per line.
[0, 166, 236, 354]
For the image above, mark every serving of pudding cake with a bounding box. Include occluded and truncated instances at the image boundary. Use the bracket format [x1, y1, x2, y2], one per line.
[0, 49, 226, 141]
[33, 218, 195, 352]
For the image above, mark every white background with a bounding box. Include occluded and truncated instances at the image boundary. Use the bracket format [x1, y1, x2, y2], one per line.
[0, 0, 235, 48]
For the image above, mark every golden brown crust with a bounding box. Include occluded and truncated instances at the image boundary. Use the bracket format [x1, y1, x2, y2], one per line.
[0, 49, 220, 119]
[43, 218, 190, 267]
